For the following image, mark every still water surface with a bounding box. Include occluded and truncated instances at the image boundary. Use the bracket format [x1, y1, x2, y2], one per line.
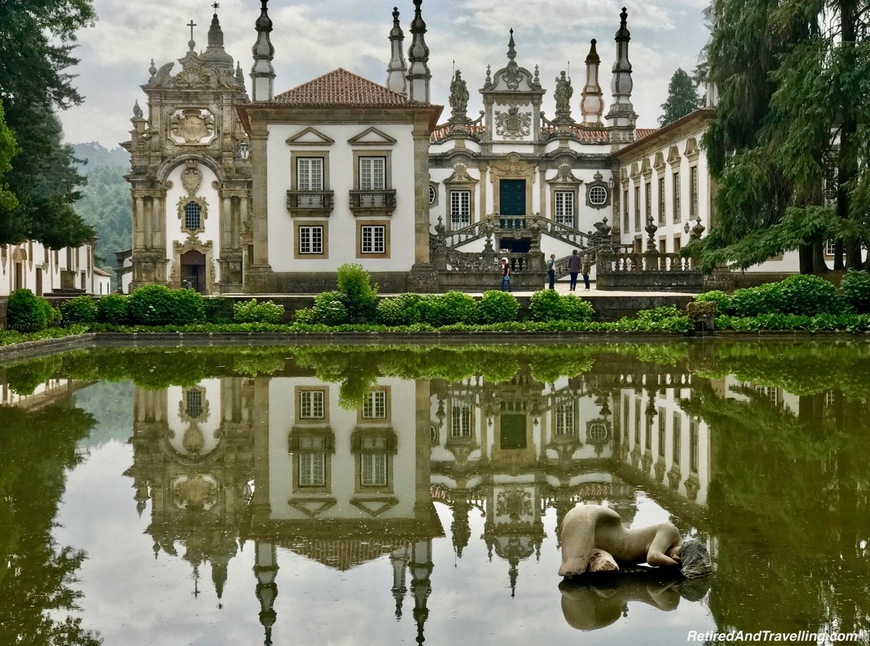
[1, 341, 868, 646]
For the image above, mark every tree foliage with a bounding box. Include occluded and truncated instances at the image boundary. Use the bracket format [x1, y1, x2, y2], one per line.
[699, 0, 870, 274]
[0, 0, 96, 247]
[658, 68, 703, 126]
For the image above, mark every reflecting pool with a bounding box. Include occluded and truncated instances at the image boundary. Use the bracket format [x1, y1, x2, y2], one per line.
[1, 341, 869, 646]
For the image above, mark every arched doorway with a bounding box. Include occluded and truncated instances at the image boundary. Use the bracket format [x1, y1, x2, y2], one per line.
[180, 249, 207, 294]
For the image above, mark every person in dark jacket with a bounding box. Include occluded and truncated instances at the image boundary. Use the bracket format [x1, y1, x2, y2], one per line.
[567, 250, 581, 291]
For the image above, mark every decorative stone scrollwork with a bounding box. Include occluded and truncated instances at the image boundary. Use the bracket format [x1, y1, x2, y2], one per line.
[495, 105, 532, 139]
[169, 108, 216, 145]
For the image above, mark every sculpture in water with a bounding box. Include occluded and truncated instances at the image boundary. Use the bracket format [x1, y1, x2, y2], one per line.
[559, 504, 683, 577]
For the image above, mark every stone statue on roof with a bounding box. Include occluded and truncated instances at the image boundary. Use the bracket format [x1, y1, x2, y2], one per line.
[449, 69, 470, 124]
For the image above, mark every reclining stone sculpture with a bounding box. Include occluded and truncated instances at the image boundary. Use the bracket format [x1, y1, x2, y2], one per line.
[559, 503, 683, 578]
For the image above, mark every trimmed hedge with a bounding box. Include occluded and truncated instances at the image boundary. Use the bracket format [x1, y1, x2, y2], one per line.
[7, 289, 56, 333]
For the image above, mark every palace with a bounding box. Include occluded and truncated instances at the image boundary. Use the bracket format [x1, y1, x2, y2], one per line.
[119, 1, 794, 296]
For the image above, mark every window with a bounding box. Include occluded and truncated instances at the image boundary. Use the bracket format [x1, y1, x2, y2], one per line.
[360, 224, 387, 255]
[658, 177, 665, 225]
[554, 190, 575, 227]
[554, 399, 575, 437]
[360, 454, 388, 487]
[451, 403, 472, 438]
[588, 185, 607, 206]
[362, 390, 387, 419]
[645, 182, 652, 223]
[298, 453, 326, 487]
[298, 389, 325, 419]
[450, 190, 471, 228]
[672, 413, 682, 463]
[297, 158, 324, 207]
[690, 166, 699, 217]
[429, 184, 438, 205]
[658, 407, 666, 457]
[825, 240, 837, 255]
[184, 388, 203, 419]
[634, 186, 640, 231]
[298, 225, 324, 255]
[672, 171, 681, 223]
[184, 201, 201, 231]
[360, 156, 386, 190]
[623, 188, 629, 232]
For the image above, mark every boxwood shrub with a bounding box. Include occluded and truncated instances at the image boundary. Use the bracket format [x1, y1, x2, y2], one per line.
[295, 291, 348, 326]
[376, 293, 423, 326]
[478, 290, 519, 324]
[60, 295, 97, 326]
[840, 269, 870, 314]
[169, 288, 205, 325]
[128, 285, 176, 326]
[97, 294, 130, 325]
[7, 289, 54, 333]
[234, 298, 285, 324]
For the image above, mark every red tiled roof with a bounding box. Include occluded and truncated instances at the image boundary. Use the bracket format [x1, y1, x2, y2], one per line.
[635, 128, 658, 141]
[272, 68, 410, 107]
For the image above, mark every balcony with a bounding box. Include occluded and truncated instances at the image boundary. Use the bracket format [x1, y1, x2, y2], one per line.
[349, 189, 397, 217]
[286, 190, 335, 217]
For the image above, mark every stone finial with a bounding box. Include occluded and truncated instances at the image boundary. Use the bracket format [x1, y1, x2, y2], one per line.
[386, 6, 407, 93]
[406, 0, 431, 103]
[251, 0, 275, 102]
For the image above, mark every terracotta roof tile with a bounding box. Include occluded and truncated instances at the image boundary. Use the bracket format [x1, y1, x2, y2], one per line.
[273, 68, 410, 107]
[635, 128, 658, 141]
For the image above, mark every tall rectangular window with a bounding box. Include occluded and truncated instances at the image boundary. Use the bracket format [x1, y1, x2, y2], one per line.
[297, 158, 324, 207]
[298, 453, 326, 487]
[297, 158, 323, 191]
[298, 226, 324, 255]
[554, 191, 575, 227]
[451, 403, 472, 438]
[360, 454, 388, 487]
[450, 190, 471, 229]
[658, 177, 666, 225]
[359, 157, 386, 190]
[554, 399, 575, 437]
[645, 182, 652, 224]
[690, 166, 699, 218]
[360, 225, 386, 254]
[623, 189, 629, 232]
[634, 185, 641, 230]
[672, 171, 681, 223]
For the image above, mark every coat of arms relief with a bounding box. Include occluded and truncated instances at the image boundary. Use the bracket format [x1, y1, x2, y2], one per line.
[169, 108, 216, 145]
[495, 105, 532, 139]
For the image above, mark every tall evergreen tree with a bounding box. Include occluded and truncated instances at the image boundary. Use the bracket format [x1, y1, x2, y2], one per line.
[697, 0, 870, 274]
[0, 99, 18, 213]
[0, 0, 95, 247]
[658, 68, 703, 126]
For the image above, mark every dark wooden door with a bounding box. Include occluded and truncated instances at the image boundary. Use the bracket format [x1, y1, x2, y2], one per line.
[499, 179, 526, 216]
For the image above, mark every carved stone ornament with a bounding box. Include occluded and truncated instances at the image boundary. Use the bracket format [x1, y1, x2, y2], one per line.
[495, 105, 532, 139]
[169, 108, 216, 145]
[181, 160, 202, 196]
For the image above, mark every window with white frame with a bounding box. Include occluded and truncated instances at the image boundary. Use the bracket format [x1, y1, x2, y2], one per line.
[588, 185, 608, 207]
[672, 412, 682, 463]
[450, 190, 471, 229]
[298, 389, 325, 419]
[554, 190, 575, 227]
[362, 389, 387, 419]
[360, 453, 388, 487]
[825, 240, 837, 255]
[298, 225, 324, 255]
[690, 166, 699, 218]
[672, 171, 681, 223]
[297, 157, 324, 207]
[360, 225, 386, 254]
[360, 156, 386, 191]
[298, 453, 326, 487]
[450, 403, 472, 438]
[554, 399, 575, 437]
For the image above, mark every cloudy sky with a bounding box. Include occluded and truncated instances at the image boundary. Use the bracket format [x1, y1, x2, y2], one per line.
[59, 0, 711, 147]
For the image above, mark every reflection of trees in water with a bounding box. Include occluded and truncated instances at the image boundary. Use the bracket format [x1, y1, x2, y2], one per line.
[684, 380, 870, 635]
[0, 403, 100, 646]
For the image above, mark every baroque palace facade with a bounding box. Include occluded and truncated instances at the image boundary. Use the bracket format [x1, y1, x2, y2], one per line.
[121, 1, 785, 295]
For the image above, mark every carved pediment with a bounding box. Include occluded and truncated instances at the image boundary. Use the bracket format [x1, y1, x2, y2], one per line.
[286, 127, 335, 146]
[491, 152, 535, 177]
[445, 163, 478, 184]
[667, 145, 681, 165]
[684, 137, 700, 160]
[347, 127, 397, 146]
[654, 152, 666, 172]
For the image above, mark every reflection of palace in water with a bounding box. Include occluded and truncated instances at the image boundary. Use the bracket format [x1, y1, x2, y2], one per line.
[122, 361, 717, 644]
